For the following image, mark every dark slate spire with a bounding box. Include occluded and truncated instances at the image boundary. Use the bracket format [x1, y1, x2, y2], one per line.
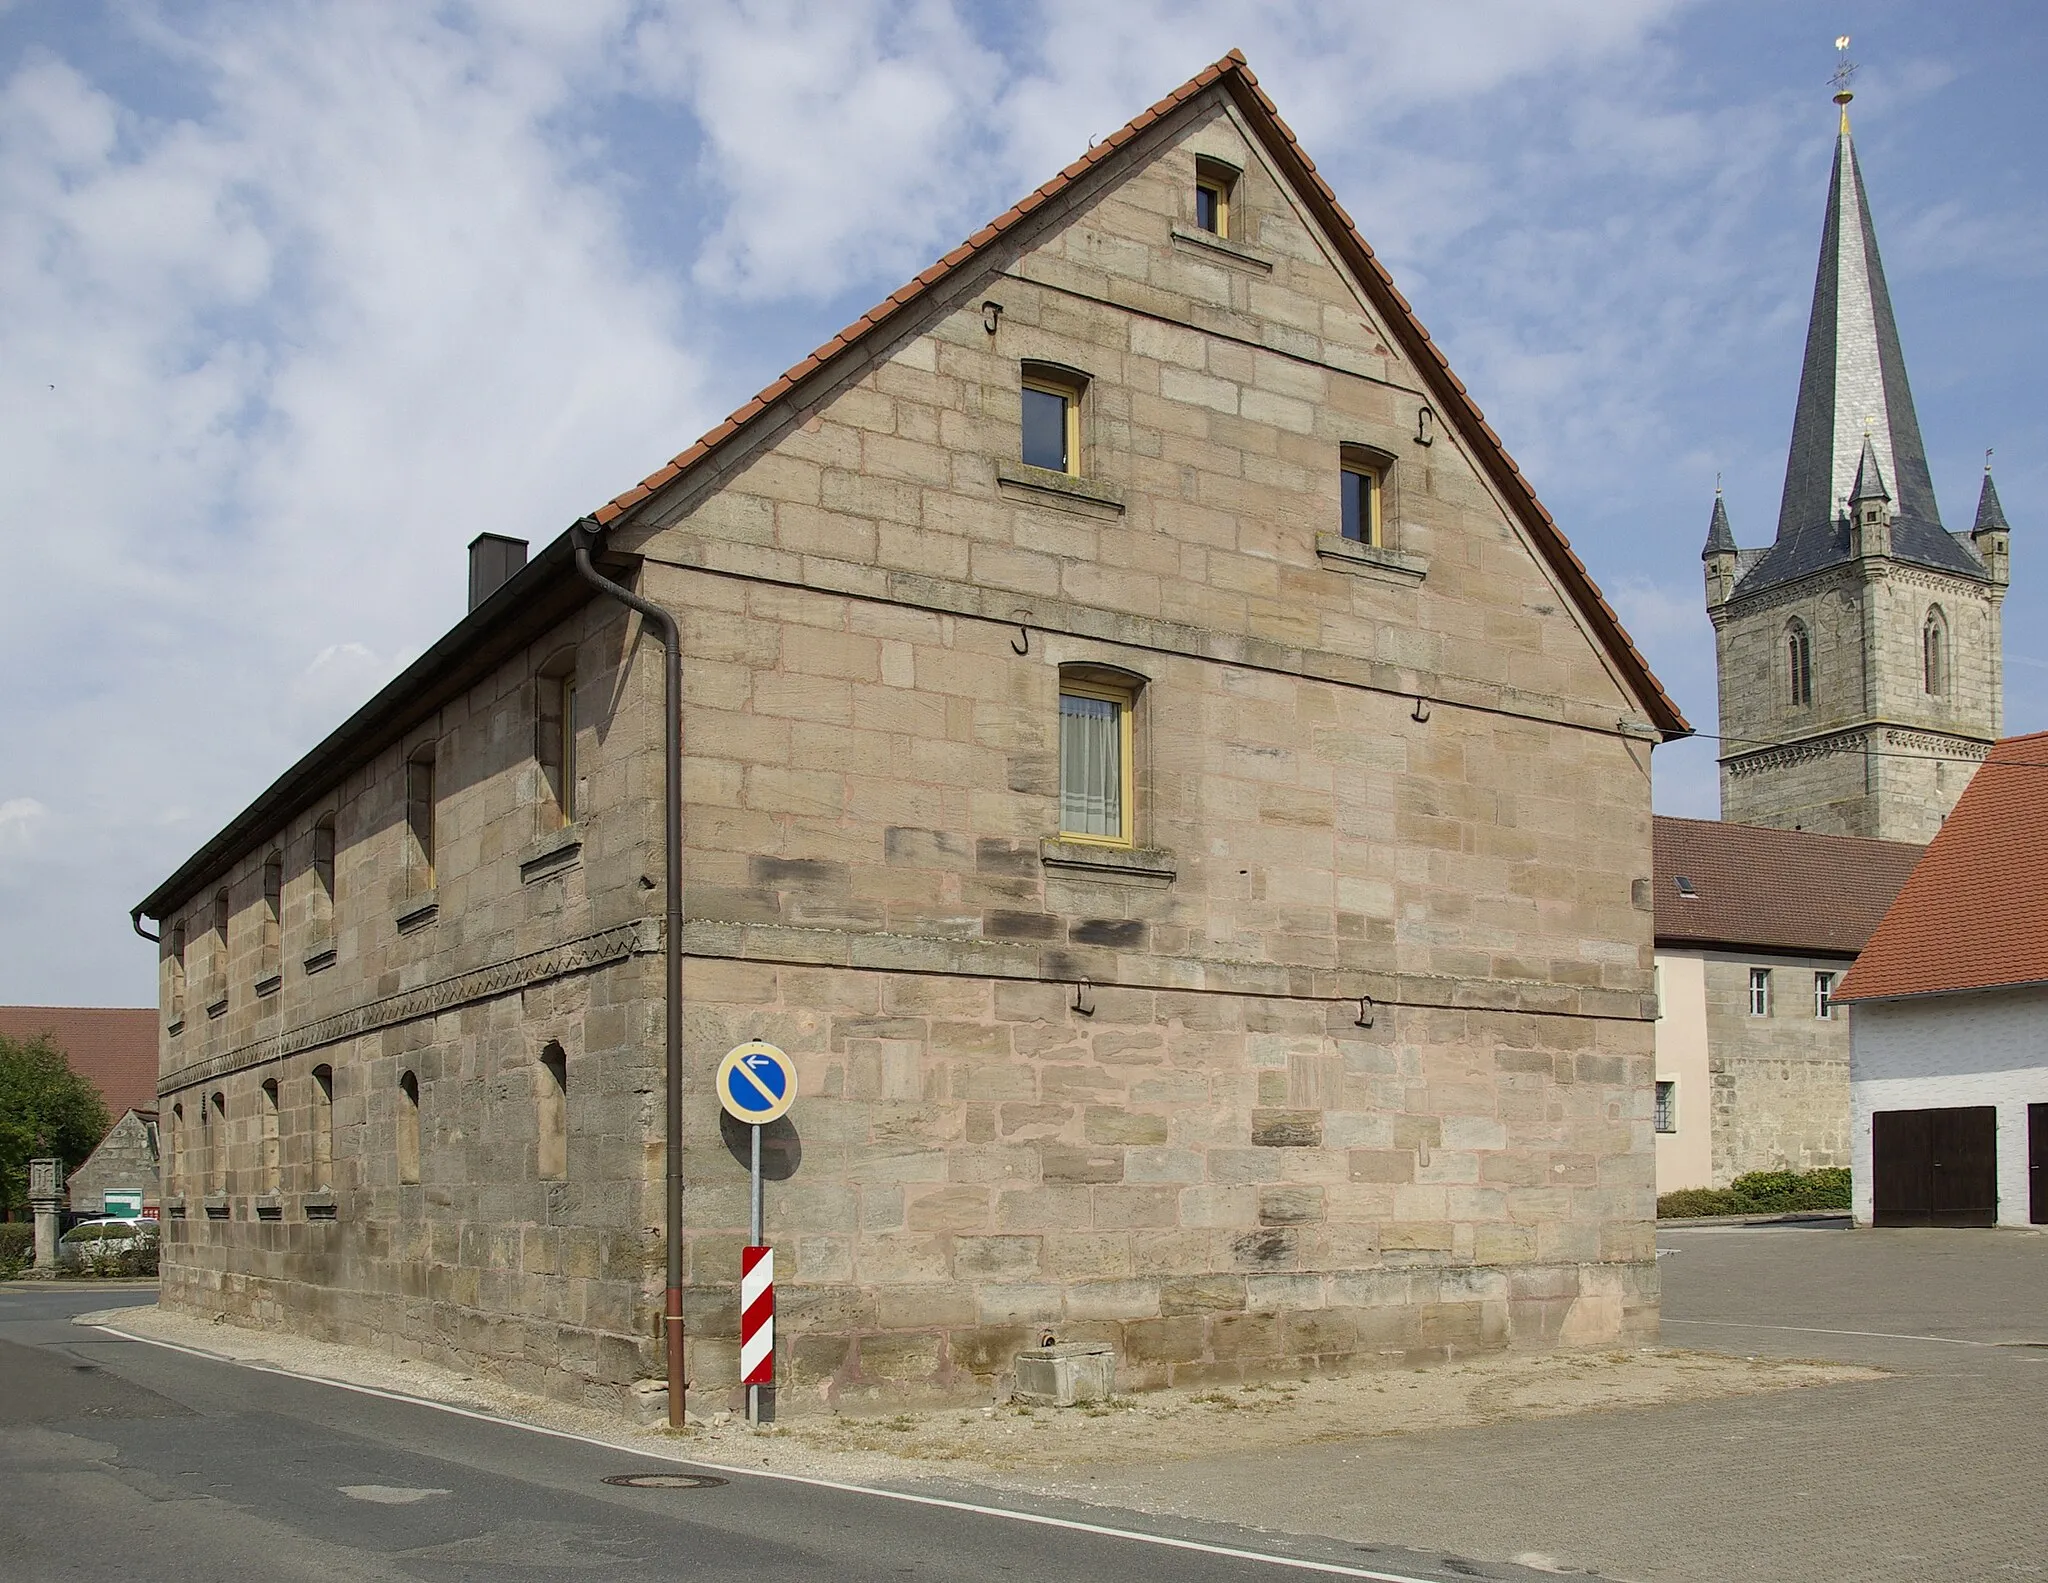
[1702, 490, 1737, 559]
[1974, 465, 2011, 536]
[1737, 113, 1986, 594]
[1849, 434, 1890, 504]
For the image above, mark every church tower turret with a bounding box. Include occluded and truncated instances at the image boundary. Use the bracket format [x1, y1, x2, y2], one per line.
[1703, 488, 1739, 608]
[1706, 88, 2007, 843]
[1849, 436, 1893, 560]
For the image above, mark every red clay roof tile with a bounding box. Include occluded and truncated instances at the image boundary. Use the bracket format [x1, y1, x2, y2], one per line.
[588, 51, 1686, 737]
[1653, 816, 1923, 957]
[1836, 732, 2048, 1001]
[0, 1006, 158, 1117]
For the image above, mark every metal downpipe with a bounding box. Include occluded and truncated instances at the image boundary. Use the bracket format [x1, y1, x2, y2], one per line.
[570, 517, 687, 1430]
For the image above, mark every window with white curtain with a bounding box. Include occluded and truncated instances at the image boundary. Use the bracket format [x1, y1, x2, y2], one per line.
[1058, 673, 1136, 844]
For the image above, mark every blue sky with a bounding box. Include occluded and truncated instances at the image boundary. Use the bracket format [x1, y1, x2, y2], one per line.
[2, 0, 2043, 1006]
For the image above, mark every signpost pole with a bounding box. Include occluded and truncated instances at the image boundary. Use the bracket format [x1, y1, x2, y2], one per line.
[718, 1039, 791, 1431]
[747, 1121, 763, 1426]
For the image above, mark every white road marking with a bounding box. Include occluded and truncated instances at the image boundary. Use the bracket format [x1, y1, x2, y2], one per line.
[1662, 1317, 2005, 1348]
[95, 1324, 1454, 1582]
[339, 1485, 450, 1504]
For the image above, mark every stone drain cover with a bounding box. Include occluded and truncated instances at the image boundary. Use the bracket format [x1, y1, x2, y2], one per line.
[603, 1472, 728, 1490]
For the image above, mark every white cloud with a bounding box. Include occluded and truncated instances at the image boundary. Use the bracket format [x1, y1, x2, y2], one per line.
[1, 1, 2039, 1001]
[0, 798, 50, 857]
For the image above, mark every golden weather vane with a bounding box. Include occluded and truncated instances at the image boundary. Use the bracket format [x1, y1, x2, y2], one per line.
[1832, 35, 1858, 127]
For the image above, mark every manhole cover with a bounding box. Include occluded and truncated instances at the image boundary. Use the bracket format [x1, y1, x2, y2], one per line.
[602, 1472, 727, 1490]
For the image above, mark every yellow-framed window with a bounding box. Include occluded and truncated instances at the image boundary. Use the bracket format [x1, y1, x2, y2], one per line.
[1340, 448, 1383, 547]
[1194, 158, 1235, 238]
[1022, 366, 1084, 476]
[1058, 677, 1135, 845]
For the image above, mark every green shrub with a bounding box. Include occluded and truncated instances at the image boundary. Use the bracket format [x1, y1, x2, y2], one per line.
[0, 1222, 31, 1278]
[1656, 1187, 1743, 1218]
[1727, 1167, 1851, 1211]
[76, 1239, 158, 1278]
[1659, 1167, 1852, 1218]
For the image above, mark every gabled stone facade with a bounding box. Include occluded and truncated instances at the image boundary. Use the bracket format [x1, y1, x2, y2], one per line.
[141, 56, 1680, 1412]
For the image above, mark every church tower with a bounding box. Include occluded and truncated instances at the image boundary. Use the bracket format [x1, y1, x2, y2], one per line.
[1705, 90, 2010, 843]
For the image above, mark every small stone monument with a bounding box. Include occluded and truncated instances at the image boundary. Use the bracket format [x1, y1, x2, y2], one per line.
[29, 1158, 65, 1275]
[1012, 1340, 1116, 1407]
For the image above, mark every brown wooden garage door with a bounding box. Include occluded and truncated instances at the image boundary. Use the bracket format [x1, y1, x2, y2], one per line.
[1872, 1106, 1998, 1227]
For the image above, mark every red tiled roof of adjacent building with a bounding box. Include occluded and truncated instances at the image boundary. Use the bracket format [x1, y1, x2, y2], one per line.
[1837, 732, 2048, 1001]
[1653, 815, 1924, 958]
[0, 1006, 158, 1116]
[588, 49, 1688, 739]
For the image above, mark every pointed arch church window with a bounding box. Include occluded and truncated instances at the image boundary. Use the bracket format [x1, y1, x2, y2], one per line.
[1923, 607, 1948, 697]
[1786, 620, 1813, 707]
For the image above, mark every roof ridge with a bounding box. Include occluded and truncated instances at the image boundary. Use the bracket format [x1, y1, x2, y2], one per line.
[584, 50, 1686, 735]
[1653, 813, 1925, 852]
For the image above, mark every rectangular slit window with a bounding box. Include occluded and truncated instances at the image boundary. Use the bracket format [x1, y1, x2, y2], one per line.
[1654, 1081, 1676, 1134]
[1814, 970, 1836, 1020]
[1059, 682, 1133, 844]
[1748, 968, 1772, 1017]
[406, 752, 436, 894]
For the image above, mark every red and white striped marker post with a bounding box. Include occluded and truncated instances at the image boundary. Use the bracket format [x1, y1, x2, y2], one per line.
[717, 1041, 796, 1426]
[740, 1244, 774, 1397]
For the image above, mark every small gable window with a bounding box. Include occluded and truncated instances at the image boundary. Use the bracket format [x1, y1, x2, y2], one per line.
[1923, 607, 1948, 698]
[1340, 446, 1388, 547]
[1786, 619, 1813, 707]
[1021, 364, 1085, 476]
[1194, 158, 1236, 238]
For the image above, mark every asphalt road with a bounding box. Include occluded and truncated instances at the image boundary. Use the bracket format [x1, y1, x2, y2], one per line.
[0, 1283, 1554, 1583]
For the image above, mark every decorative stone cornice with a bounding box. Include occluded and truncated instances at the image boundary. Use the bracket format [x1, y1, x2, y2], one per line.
[1882, 728, 1990, 759]
[160, 920, 657, 1097]
[1722, 728, 1869, 777]
[1723, 724, 1991, 778]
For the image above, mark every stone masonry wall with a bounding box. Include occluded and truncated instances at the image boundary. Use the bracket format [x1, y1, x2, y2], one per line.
[632, 98, 1664, 1403]
[1713, 551, 2000, 841]
[155, 593, 673, 1406]
[678, 961, 1656, 1408]
[1703, 952, 1854, 1184]
[152, 86, 1666, 1411]
[66, 1111, 160, 1215]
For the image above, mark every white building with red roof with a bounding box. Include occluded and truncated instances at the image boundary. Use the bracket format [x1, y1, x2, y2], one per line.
[1836, 730, 2048, 1227]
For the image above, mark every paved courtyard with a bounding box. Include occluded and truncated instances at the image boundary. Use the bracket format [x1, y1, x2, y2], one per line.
[963, 1221, 2048, 1582]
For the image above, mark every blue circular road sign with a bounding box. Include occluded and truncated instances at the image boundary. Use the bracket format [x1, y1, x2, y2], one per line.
[716, 1041, 796, 1125]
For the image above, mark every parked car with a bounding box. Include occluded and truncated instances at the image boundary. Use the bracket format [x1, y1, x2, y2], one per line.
[56, 1216, 159, 1271]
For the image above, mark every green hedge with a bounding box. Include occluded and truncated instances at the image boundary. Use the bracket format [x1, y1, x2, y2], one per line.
[0, 1222, 31, 1277]
[1658, 1167, 1851, 1219]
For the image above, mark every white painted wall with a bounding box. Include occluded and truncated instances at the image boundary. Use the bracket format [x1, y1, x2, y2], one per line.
[1652, 951, 1712, 1192]
[1848, 983, 2048, 1227]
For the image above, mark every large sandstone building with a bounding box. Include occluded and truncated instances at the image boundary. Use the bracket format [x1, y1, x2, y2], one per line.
[136, 54, 1687, 1412]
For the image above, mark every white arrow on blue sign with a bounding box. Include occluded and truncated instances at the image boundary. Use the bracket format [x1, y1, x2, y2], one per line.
[716, 1041, 797, 1125]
